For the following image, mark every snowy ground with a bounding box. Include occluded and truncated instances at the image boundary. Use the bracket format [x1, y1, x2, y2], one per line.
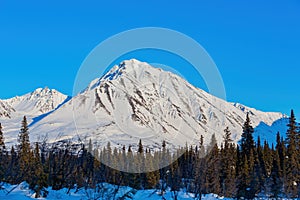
[1, 182, 297, 200]
[0, 182, 228, 200]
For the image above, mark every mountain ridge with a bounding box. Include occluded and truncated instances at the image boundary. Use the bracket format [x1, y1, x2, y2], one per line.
[0, 59, 289, 149]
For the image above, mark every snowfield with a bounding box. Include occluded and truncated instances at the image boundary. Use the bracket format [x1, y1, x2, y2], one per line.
[0, 182, 297, 200]
[0, 182, 234, 200]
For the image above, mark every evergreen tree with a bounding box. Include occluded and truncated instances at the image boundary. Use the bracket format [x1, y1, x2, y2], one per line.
[207, 133, 217, 154]
[7, 146, 18, 184]
[87, 139, 93, 154]
[268, 147, 283, 198]
[220, 127, 236, 197]
[145, 150, 159, 189]
[286, 110, 298, 145]
[0, 123, 5, 152]
[236, 144, 241, 178]
[86, 145, 95, 187]
[284, 110, 299, 198]
[263, 140, 272, 177]
[0, 123, 4, 182]
[199, 135, 205, 158]
[237, 114, 257, 198]
[241, 113, 255, 157]
[247, 148, 260, 199]
[18, 116, 30, 152]
[276, 132, 285, 177]
[2, 109, 300, 199]
[223, 126, 233, 150]
[236, 154, 250, 199]
[30, 143, 48, 198]
[120, 145, 127, 173]
[0, 123, 6, 182]
[18, 116, 32, 183]
[168, 155, 181, 200]
[194, 141, 206, 199]
[204, 136, 221, 195]
[256, 137, 267, 194]
[137, 139, 143, 154]
[159, 141, 169, 196]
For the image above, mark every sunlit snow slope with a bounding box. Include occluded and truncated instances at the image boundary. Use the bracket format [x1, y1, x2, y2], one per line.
[0, 87, 69, 145]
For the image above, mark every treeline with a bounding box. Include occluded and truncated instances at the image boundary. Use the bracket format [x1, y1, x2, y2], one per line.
[0, 111, 299, 199]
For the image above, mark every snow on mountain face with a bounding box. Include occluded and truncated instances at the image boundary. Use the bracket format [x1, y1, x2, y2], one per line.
[0, 101, 15, 118]
[232, 103, 286, 125]
[2, 87, 68, 116]
[232, 103, 288, 144]
[0, 87, 69, 146]
[28, 59, 288, 150]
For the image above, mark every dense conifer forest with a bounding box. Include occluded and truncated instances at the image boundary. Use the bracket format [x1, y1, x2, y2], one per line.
[0, 111, 299, 199]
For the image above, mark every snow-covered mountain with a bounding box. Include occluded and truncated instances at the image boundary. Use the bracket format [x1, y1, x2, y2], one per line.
[0, 59, 289, 149]
[0, 101, 15, 118]
[2, 87, 68, 116]
[0, 87, 69, 145]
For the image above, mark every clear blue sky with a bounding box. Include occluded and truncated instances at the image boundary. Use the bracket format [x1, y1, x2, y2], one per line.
[0, 0, 300, 118]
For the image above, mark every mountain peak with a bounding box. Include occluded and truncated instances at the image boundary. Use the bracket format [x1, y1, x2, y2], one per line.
[1, 87, 69, 117]
[30, 87, 60, 98]
[101, 59, 150, 81]
[84, 59, 158, 92]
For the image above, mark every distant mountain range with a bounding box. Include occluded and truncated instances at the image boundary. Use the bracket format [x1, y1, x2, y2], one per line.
[0, 59, 289, 149]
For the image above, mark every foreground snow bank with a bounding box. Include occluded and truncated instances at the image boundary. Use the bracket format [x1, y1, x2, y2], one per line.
[0, 182, 228, 200]
[2, 182, 293, 200]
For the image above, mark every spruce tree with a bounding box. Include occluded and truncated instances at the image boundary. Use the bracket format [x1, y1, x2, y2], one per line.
[127, 146, 136, 185]
[145, 150, 159, 189]
[137, 139, 143, 154]
[8, 146, 18, 183]
[220, 127, 236, 197]
[159, 141, 169, 195]
[241, 113, 255, 157]
[236, 154, 250, 199]
[205, 136, 221, 195]
[268, 147, 283, 198]
[18, 116, 30, 152]
[87, 145, 95, 187]
[18, 116, 32, 182]
[263, 140, 272, 177]
[256, 137, 267, 193]
[199, 135, 205, 158]
[207, 133, 217, 154]
[223, 126, 233, 150]
[135, 141, 143, 173]
[247, 148, 260, 199]
[0, 123, 5, 152]
[87, 139, 93, 154]
[276, 132, 285, 177]
[0, 123, 4, 182]
[168, 155, 181, 200]
[194, 149, 206, 198]
[286, 110, 297, 145]
[237, 114, 257, 198]
[120, 145, 127, 173]
[31, 143, 48, 198]
[285, 110, 299, 198]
